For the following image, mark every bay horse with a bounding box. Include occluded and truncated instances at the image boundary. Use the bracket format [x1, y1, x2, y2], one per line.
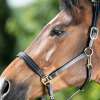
[0, 0, 100, 100]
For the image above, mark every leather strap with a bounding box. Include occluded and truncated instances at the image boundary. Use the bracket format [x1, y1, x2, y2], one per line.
[48, 53, 86, 80]
[46, 84, 54, 100]
[17, 52, 45, 78]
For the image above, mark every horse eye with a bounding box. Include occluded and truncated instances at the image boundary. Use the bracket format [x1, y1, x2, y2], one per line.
[51, 27, 65, 36]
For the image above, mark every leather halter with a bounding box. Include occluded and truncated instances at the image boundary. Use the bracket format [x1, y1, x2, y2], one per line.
[17, 1, 100, 100]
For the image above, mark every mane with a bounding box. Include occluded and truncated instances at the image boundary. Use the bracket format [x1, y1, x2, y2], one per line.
[60, 0, 91, 24]
[60, 0, 92, 11]
[60, 0, 80, 10]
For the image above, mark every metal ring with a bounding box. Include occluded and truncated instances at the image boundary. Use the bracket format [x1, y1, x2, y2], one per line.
[84, 47, 93, 56]
[50, 96, 55, 100]
[90, 27, 99, 40]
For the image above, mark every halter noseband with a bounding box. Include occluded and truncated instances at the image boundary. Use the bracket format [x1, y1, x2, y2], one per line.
[17, 1, 100, 100]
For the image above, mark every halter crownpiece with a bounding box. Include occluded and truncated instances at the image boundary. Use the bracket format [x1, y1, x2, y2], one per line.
[17, 1, 100, 100]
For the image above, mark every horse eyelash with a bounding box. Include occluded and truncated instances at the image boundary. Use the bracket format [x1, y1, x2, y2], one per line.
[50, 27, 65, 37]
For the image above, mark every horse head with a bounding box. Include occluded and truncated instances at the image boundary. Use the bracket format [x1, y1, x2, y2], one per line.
[0, 0, 100, 100]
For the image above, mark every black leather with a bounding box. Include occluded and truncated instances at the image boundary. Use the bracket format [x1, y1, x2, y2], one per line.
[17, 52, 45, 78]
[92, 2, 100, 27]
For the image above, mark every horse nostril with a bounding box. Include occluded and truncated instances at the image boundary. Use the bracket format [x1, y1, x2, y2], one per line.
[1, 80, 10, 96]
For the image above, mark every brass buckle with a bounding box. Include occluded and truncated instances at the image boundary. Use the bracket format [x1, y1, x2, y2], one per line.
[41, 75, 51, 85]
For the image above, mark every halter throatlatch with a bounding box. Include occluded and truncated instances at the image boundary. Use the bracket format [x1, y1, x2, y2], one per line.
[17, 1, 100, 100]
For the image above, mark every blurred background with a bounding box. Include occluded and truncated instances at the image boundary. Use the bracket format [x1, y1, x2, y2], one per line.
[0, 0, 100, 100]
